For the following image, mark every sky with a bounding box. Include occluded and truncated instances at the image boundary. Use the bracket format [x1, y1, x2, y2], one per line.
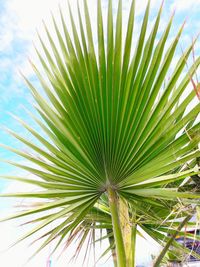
[0, 0, 200, 266]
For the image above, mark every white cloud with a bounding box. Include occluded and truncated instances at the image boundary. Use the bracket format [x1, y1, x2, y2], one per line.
[0, 31, 13, 52]
[170, 0, 200, 13]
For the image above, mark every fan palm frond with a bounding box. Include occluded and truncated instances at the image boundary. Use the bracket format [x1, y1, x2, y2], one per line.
[1, 0, 200, 266]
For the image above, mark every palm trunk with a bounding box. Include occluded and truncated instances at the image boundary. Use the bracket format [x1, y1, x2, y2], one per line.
[107, 188, 126, 267]
[119, 197, 133, 267]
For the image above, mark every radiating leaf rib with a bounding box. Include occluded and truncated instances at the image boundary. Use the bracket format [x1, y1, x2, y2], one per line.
[114, 1, 162, 173]
[76, 4, 107, 177]
[82, 0, 103, 159]
[106, 0, 114, 176]
[24, 77, 86, 159]
[21, 109, 101, 182]
[31, 51, 94, 157]
[0, 175, 95, 191]
[125, 100, 199, 174]
[135, 47, 197, 149]
[0, 194, 96, 222]
[4, 116, 89, 176]
[114, 0, 135, 138]
[133, 120, 200, 172]
[97, 0, 107, 167]
[150, 42, 198, 120]
[34, 109, 102, 183]
[127, 169, 200, 189]
[122, 148, 200, 187]
[2, 133, 76, 176]
[134, 21, 185, 134]
[64, 5, 103, 161]
[0, 190, 100, 198]
[120, 100, 200, 181]
[1, 139, 102, 188]
[133, 91, 200, 168]
[110, 0, 122, 174]
[4, 160, 100, 189]
[54, 8, 106, 175]
[120, 0, 135, 90]
[126, 42, 191, 164]
[115, 12, 174, 179]
[31, 60, 104, 176]
[120, 24, 185, 178]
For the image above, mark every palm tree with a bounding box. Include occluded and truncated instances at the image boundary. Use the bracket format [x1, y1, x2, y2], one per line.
[1, 0, 200, 266]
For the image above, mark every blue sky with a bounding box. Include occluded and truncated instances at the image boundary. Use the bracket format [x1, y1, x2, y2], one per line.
[0, 0, 200, 266]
